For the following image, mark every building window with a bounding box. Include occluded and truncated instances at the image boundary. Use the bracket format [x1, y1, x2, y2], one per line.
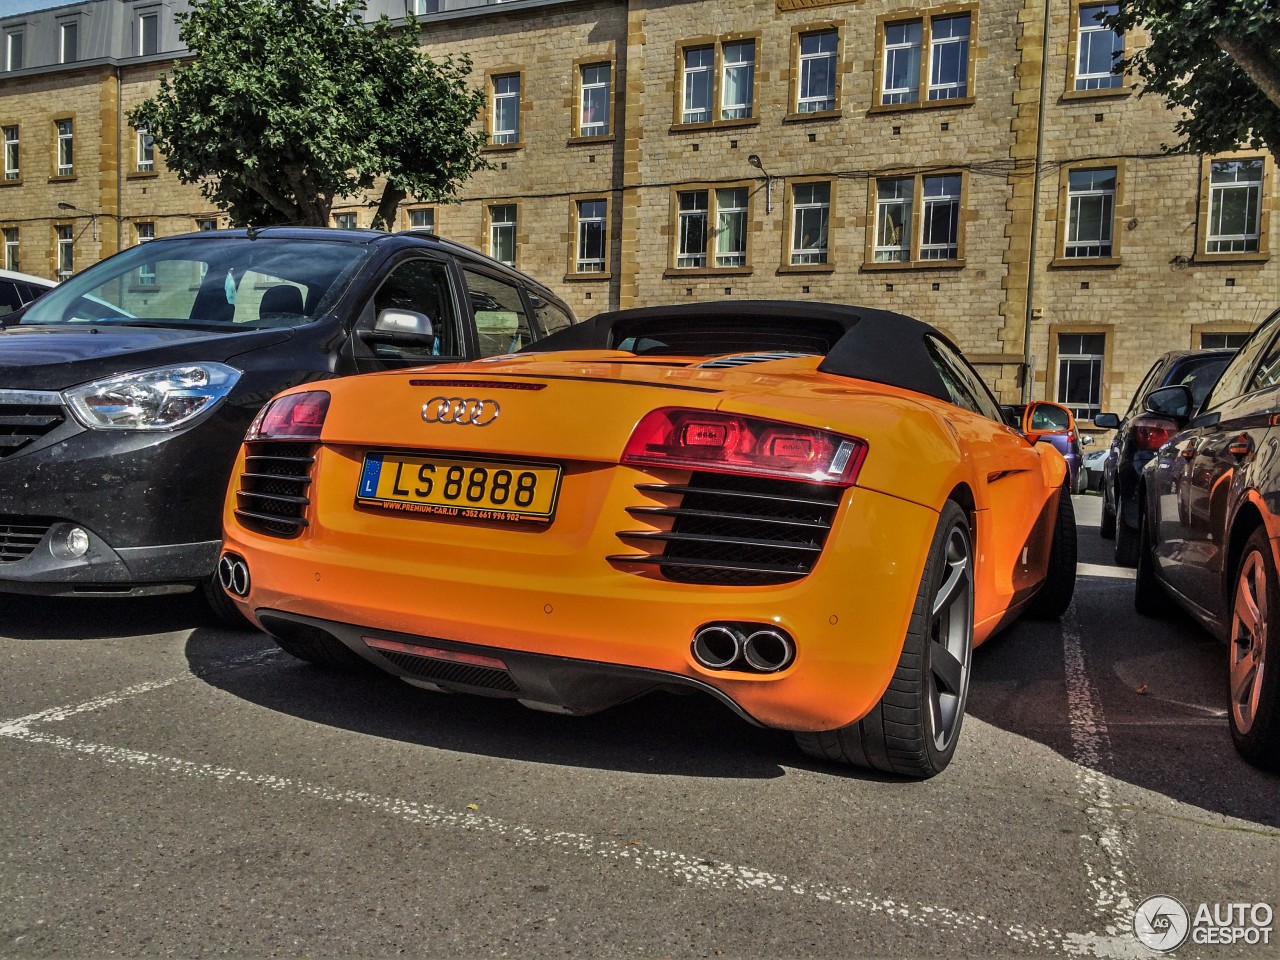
[55, 119, 72, 176]
[579, 63, 610, 137]
[196, 217, 218, 231]
[136, 128, 154, 172]
[138, 13, 158, 56]
[1065, 167, 1116, 258]
[135, 222, 156, 286]
[575, 199, 607, 273]
[797, 30, 838, 113]
[720, 40, 755, 120]
[2, 126, 17, 181]
[3, 228, 18, 271]
[1057, 333, 1106, 419]
[791, 181, 831, 265]
[920, 174, 962, 259]
[682, 46, 714, 124]
[1075, 3, 1122, 91]
[715, 187, 748, 267]
[407, 208, 434, 232]
[333, 212, 357, 230]
[880, 11, 973, 106]
[5, 31, 23, 71]
[408, 0, 439, 14]
[489, 204, 516, 266]
[491, 74, 520, 145]
[59, 21, 78, 64]
[872, 172, 963, 264]
[1206, 159, 1263, 254]
[875, 178, 913, 262]
[56, 225, 74, 279]
[676, 190, 708, 267]
[1201, 332, 1252, 350]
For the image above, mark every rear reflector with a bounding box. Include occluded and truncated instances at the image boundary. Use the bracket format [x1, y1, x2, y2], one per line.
[363, 636, 507, 670]
[622, 407, 866, 486]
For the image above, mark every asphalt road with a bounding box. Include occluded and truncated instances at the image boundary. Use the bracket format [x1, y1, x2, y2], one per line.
[1, 495, 1277, 959]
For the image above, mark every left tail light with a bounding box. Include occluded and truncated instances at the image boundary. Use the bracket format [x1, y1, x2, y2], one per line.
[247, 391, 330, 441]
[621, 408, 866, 486]
[1133, 419, 1177, 452]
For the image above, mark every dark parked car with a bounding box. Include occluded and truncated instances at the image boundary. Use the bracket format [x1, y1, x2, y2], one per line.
[1134, 309, 1280, 771]
[0, 227, 575, 618]
[1094, 348, 1234, 565]
[0, 267, 56, 318]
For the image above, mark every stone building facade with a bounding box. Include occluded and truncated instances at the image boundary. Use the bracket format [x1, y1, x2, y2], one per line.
[1, 0, 1276, 412]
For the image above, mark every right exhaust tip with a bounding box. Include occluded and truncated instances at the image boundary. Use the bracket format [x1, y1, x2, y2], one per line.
[742, 629, 795, 673]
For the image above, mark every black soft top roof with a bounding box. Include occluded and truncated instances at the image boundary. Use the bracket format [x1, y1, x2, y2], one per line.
[524, 300, 954, 403]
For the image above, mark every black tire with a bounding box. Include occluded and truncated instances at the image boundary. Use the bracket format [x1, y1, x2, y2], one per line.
[794, 501, 974, 779]
[1227, 528, 1280, 771]
[1027, 487, 1077, 620]
[1100, 491, 1117, 539]
[1133, 508, 1164, 616]
[201, 573, 254, 630]
[1114, 508, 1140, 566]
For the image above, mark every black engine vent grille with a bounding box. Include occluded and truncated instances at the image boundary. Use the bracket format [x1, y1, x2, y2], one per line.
[0, 404, 65, 458]
[0, 516, 55, 563]
[375, 649, 521, 693]
[609, 471, 843, 586]
[234, 441, 316, 538]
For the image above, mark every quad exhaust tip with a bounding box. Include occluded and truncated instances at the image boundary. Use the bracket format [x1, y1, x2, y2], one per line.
[218, 553, 251, 598]
[691, 623, 795, 674]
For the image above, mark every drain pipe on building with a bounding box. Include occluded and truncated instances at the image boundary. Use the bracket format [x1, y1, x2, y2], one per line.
[1022, 0, 1052, 404]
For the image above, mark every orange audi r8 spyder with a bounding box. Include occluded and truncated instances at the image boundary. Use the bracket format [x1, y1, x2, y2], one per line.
[221, 302, 1076, 778]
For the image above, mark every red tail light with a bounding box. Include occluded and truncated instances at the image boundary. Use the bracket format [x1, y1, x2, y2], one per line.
[622, 408, 867, 486]
[247, 391, 331, 440]
[1133, 419, 1176, 451]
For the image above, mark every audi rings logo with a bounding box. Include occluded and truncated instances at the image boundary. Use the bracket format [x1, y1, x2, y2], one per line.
[422, 396, 501, 427]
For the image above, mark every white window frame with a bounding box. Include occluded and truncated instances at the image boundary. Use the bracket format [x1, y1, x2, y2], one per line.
[5, 31, 23, 72]
[797, 30, 837, 113]
[407, 208, 434, 232]
[682, 46, 714, 124]
[137, 12, 158, 56]
[3, 227, 18, 272]
[1076, 3, 1122, 91]
[881, 21, 922, 105]
[575, 199, 607, 273]
[55, 119, 72, 177]
[491, 74, 520, 145]
[919, 174, 962, 260]
[579, 63, 610, 137]
[675, 190, 709, 268]
[489, 204, 516, 266]
[928, 14, 970, 101]
[1056, 333, 1106, 420]
[1207, 159, 1263, 254]
[333, 212, 358, 230]
[56, 225, 74, 279]
[720, 40, 755, 120]
[409, 0, 438, 14]
[195, 217, 218, 232]
[136, 127, 154, 172]
[1065, 167, 1116, 258]
[59, 20, 77, 64]
[135, 222, 156, 286]
[874, 177, 913, 262]
[714, 187, 748, 267]
[2, 126, 18, 181]
[791, 182, 831, 266]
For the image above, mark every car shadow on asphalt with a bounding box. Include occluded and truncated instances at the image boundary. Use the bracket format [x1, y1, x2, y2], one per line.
[0, 591, 213, 640]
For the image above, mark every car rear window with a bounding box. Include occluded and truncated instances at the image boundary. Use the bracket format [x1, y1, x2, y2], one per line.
[20, 236, 372, 331]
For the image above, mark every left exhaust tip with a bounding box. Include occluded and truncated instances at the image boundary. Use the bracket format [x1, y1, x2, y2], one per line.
[218, 553, 250, 598]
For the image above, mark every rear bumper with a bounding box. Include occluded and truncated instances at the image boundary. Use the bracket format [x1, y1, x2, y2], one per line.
[0, 528, 219, 596]
[224, 484, 940, 733]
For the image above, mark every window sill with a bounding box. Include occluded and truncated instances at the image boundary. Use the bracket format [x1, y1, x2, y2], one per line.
[1192, 251, 1270, 265]
[0, 179, 22, 188]
[126, 170, 159, 180]
[129, 284, 161, 294]
[563, 271, 612, 282]
[48, 175, 77, 183]
[566, 134, 615, 147]
[776, 262, 835, 275]
[1048, 256, 1122, 269]
[483, 142, 524, 153]
[783, 109, 843, 123]
[663, 266, 753, 278]
[668, 117, 760, 134]
[1060, 86, 1131, 102]
[868, 96, 975, 115]
[860, 259, 966, 272]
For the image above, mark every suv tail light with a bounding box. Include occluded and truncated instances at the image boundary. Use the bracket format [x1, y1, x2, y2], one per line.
[621, 408, 866, 486]
[247, 391, 331, 441]
[1133, 418, 1177, 452]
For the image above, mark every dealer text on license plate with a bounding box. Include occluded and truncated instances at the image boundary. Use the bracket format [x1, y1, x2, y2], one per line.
[356, 452, 560, 523]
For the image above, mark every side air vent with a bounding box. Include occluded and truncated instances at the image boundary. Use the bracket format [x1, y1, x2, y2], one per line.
[609, 471, 842, 586]
[0, 403, 65, 458]
[0, 516, 55, 563]
[696, 352, 812, 369]
[234, 441, 316, 538]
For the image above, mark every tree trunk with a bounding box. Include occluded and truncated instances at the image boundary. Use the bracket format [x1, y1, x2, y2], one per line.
[370, 183, 408, 232]
[1215, 34, 1280, 111]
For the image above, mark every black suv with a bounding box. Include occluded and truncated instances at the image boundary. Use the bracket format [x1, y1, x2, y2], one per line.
[0, 227, 575, 616]
[1094, 348, 1234, 565]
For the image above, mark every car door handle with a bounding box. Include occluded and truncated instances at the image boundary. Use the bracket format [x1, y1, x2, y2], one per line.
[1228, 434, 1253, 458]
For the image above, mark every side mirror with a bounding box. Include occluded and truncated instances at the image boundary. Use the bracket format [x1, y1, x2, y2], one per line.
[1021, 400, 1074, 443]
[1093, 412, 1120, 429]
[1080, 434, 1094, 446]
[1144, 384, 1193, 420]
[361, 308, 438, 350]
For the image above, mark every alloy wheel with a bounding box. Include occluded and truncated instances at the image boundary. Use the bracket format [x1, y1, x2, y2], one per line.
[1230, 550, 1269, 736]
[928, 524, 974, 752]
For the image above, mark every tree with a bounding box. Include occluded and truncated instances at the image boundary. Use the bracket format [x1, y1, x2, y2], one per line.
[1109, 2, 1280, 159]
[130, 0, 488, 228]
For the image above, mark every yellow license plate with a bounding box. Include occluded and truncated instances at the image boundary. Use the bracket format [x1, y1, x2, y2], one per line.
[356, 452, 561, 523]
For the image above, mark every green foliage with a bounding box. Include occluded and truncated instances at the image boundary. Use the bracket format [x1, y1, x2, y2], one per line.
[129, 0, 488, 227]
[1109, 1, 1280, 158]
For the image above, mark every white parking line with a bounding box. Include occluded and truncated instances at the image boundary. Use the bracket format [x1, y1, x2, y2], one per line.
[1077, 563, 1137, 580]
